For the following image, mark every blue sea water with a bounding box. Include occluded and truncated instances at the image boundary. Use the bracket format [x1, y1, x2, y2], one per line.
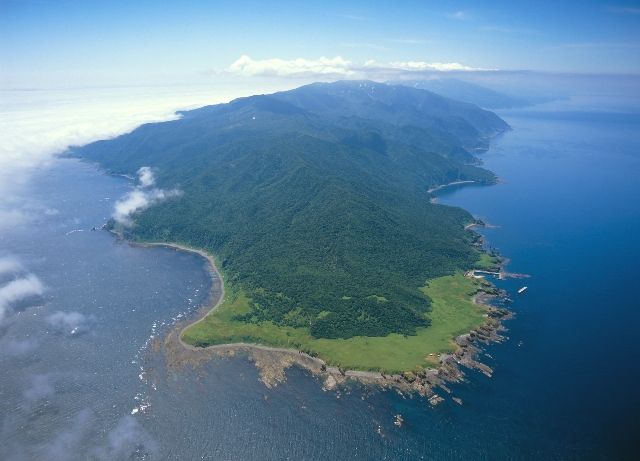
[0, 104, 638, 460]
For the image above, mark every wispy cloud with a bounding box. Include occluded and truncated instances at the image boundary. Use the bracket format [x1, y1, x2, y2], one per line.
[0, 270, 46, 326]
[113, 167, 181, 227]
[227, 55, 494, 79]
[0, 256, 22, 276]
[42, 408, 93, 461]
[46, 311, 92, 336]
[27, 409, 159, 461]
[91, 415, 159, 460]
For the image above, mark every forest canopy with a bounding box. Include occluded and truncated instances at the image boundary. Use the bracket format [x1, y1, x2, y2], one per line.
[74, 80, 508, 339]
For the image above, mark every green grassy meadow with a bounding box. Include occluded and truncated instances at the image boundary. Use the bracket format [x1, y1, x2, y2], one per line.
[182, 272, 488, 374]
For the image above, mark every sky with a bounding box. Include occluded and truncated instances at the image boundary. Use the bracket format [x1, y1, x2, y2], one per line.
[2, 0, 640, 89]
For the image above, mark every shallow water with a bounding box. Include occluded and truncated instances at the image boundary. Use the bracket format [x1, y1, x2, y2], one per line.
[1, 105, 638, 460]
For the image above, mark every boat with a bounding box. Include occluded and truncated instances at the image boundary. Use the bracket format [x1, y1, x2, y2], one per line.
[517, 286, 528, 294]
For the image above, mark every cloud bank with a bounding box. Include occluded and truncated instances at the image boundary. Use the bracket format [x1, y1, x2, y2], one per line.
[0, 86, 251, 234]
[230, 55, 356, 77]
[112, 167, 181, 226]
[227, 55, 493, 79]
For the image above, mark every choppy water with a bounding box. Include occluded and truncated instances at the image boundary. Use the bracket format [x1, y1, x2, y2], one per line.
[1, 104, 638, 460]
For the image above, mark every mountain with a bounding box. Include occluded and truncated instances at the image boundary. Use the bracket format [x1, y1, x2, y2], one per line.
[391, 78, 532, 109]
[270, 81, 509, 149]
[73, 80, 508, 340]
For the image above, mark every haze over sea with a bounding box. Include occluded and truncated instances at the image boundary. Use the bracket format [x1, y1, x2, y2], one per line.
[0, 90, 638, 460]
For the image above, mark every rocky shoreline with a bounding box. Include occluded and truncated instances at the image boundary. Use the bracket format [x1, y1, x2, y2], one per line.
[152, 241, 513, 405]
[109, 223, 514, 406]
[161, 294, 511, 405]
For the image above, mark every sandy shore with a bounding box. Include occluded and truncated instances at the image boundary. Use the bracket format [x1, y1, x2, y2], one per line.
[129, 242, 227, 339]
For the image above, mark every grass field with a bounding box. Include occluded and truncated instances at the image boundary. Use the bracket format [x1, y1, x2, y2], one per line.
[182, 272, 488, 374]
[475, 252, 503, 271]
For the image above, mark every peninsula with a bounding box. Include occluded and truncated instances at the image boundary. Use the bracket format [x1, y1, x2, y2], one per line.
[75, 81, 511, 388]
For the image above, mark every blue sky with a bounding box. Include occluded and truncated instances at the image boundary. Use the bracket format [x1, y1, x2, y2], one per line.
[1, 0, 640, 88]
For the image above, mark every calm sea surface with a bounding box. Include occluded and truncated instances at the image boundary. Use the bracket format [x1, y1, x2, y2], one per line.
[1, 105, 638, 460]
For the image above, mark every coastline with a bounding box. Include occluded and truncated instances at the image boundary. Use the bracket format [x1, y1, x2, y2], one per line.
[122, 236, 512, 403]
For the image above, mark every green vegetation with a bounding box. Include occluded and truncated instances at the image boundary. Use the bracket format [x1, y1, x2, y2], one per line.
[75, 80, 507, 346]
[475, 252, 502, 271]
[182, 272, 487, 373]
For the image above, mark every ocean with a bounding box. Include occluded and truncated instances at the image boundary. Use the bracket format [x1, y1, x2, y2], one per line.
[0, 101, 638, 460]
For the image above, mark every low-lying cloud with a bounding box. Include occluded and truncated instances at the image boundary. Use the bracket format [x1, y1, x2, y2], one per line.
[137, 166, 155, 188]
[91, 416, 159, 460]
[0, 86, 246, 234]
[0, 256, 23, 276]
[46, 311, 91, 336]
[113, 167, 181, 226]
[227, 54, 493, 79]
[33, 410, 159, 461]
[0, 272, 46, 326]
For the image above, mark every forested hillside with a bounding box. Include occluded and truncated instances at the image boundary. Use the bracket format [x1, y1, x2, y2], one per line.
[74, 80, 508, 339]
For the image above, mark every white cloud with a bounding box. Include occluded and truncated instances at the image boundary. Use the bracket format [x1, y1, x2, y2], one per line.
[0, 86, 253, 234]
[38, 410, 158, 461]
[0, 206, 32, 232]
[364, 61, 496, 73]
[0, 256, 23, 276]
[383, 60, 493, 72]
[112, 169, 182, 227]
[137, 166, 155, 188]
[0, 274, 46, 325]
[91, 416, 159, 460]
[229, 55, 356, 77]
[227, 55, 493, 79]
[46, 311, 91, 336]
